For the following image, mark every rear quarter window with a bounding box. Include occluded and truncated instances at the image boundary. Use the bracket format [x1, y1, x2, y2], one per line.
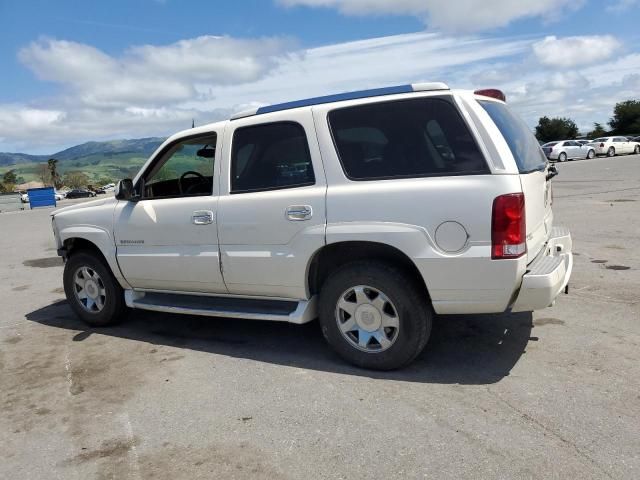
[479, 100, 547, 173]
[328, 97, 489, 180]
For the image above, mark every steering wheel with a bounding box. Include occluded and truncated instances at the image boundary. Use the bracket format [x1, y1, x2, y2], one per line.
[179, 170, 207, 194]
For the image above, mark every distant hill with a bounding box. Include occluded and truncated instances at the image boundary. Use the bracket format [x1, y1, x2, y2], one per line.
[52, 137, 165, 161]
[0, 137, 166, 183]
[0, 137, 165, 167]
[0, 152, 48, 167]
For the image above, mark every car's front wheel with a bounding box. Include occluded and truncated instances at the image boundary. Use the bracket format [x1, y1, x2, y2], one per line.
[63, 251, 127, 326]
[587, 149, 595, 159]
[318, 261, 432, 370]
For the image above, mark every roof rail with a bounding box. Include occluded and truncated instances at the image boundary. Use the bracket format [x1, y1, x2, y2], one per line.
[230, 82, 449, 120]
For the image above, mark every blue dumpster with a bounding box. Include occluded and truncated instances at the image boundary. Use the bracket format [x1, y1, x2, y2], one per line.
[28, 187, 57, 209]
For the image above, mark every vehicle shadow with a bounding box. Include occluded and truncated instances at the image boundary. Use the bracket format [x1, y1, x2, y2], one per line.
[26, 300, 534, 385]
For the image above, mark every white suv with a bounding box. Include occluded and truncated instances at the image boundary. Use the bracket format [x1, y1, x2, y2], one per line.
[51, 83, 573, 370]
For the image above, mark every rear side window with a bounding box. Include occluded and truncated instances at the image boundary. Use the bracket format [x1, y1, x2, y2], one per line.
[479, 100, 547, 173]
[231, 122, 315, 193]
[328, 98, 488, 180]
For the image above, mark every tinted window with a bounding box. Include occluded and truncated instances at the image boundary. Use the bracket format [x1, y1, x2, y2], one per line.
[143, 135, 216, 199]
[479, 100, 547, 173]
[231, 122, 315, 193]
[329, 98, 488, 180]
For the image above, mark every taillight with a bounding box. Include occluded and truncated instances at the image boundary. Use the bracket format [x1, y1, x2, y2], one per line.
[600, 143, 605, 147]
[492, 193, 526, 259]
[474, 88, 506, 102]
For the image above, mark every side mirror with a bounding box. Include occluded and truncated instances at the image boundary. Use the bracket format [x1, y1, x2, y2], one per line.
[115, 179, 136, 200]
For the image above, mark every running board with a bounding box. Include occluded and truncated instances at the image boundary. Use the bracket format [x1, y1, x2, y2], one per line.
[124, 290, 317, 324]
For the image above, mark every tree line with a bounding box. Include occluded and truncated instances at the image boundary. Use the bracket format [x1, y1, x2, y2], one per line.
[0, 158, 115, 193]
[535, 99, 640, 143]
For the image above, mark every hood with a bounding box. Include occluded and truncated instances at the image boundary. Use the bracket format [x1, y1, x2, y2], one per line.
[51, 197, 118, 217]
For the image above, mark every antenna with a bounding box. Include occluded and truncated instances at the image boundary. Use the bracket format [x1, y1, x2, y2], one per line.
[191, 119, 195, 128]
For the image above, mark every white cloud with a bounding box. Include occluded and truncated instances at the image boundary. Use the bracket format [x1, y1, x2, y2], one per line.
[2, 30, 639, 152]
[532, 35, 621, 68]
[277, 0, 584, 31]
[18, 36, 291, 107]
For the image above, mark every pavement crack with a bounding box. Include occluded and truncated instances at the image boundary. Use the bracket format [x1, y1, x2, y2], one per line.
[486, 387, 616, 480]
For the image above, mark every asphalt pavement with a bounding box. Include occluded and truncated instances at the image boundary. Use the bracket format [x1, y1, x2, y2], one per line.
[1, 155, 639, 479]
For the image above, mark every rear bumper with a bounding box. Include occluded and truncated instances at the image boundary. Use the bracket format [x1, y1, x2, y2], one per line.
[510, 226, 573, 312]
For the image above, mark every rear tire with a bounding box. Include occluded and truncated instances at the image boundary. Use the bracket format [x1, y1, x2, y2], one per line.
[558, 152, 567, 162]
[318, 261, 432, 370]
[63, 251, 127, 327]
[607, 146, 615, 157]
[634, 145, 640, 155]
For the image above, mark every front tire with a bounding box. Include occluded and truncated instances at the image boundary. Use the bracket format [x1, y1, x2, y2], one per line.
[607, 147, 615, 157]
[318, 261, 432, 370]
[63, 251, 127, 326]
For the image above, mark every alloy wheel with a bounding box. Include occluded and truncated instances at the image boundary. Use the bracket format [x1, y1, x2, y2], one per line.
[73, 266, 107, 313]
[335, 285, 400, 352]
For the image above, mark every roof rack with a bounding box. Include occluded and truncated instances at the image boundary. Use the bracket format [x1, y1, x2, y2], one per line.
[230, 82, 449, 120]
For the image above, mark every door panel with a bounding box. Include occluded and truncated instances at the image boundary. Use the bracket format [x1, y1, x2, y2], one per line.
[114, 130, 226, 293]
[218, 109, 326, 299]
[114, 196, 225, 292]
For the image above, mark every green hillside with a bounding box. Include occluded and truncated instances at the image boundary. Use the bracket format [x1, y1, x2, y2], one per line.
[0, 152, 150, 184]
[0, 137, 165, 185]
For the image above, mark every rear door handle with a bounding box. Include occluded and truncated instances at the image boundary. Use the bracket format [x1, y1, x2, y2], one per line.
[192, 210, 214, 225]
[286, 205, 312, 221]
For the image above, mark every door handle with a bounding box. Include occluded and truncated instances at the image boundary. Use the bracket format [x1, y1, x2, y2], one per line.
[192, 210, 214, 225]
[286, 205, 312, 221]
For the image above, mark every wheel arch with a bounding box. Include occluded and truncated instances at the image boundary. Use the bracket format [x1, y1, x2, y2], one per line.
[59, 227, 130, 288]
[306, 240, 431, 302]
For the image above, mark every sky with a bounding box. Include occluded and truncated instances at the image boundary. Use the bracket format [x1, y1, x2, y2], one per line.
[0, 0, 639, 154]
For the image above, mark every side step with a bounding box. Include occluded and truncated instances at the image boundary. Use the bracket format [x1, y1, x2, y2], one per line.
[124, 290, 317, 324]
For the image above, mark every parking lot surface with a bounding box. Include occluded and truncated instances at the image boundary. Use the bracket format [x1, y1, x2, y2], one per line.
[1, 155, 639, 479]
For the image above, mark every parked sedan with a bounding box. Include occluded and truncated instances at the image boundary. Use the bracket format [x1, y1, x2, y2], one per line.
[588, 137, 640, 157]
[542, 140, 595, 162]
[65, 189, 96, 199]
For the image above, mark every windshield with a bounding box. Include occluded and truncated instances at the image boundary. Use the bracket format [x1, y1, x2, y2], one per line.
[479, 100, 547, 173]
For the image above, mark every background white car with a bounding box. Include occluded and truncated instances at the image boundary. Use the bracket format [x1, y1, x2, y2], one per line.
[588, 136, 640, 157]
[541, 140, 595, 162]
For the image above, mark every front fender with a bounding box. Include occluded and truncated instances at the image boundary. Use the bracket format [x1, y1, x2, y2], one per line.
[58, 224, 130, 289]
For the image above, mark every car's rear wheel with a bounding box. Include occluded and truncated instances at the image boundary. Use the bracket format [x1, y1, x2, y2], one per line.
[63, 251, 127, 326]
[318, 261, 432, 370]
[587, 149, 595, 159]
[558, 152, 567, 162]
[634, 145, 640, 155]
[607, 146, 615, 157]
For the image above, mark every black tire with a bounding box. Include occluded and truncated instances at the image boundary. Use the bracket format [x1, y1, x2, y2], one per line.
[318, 261, 432, 370]
[558, 152, 567, 162]
[63, 251, 127, 327]
[587, 149, 595, 159]
[607, 146, 615, 157]
[634, 145, 640, 155]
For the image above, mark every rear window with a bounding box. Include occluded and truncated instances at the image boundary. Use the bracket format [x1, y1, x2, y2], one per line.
[543, 142, 558, 147]
[328, 97, 488, 180]
[479, 100, 547, 173]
